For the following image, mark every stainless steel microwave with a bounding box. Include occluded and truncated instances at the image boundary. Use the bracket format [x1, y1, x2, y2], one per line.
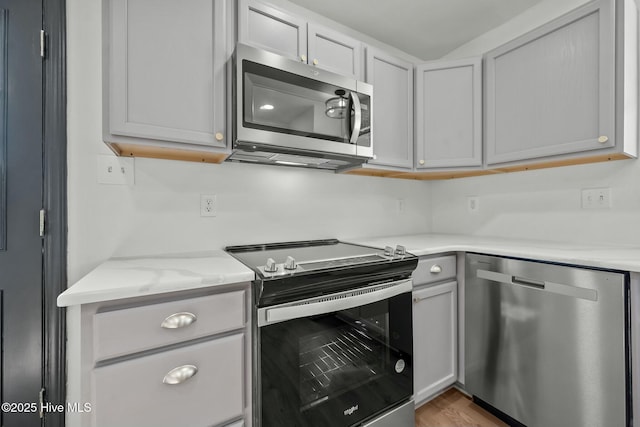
[229, 44, 373, 171]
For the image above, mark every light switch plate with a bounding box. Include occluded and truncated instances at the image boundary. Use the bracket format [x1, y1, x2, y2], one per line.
[581, 188, 611, 209]
[97, 155, 134, 186]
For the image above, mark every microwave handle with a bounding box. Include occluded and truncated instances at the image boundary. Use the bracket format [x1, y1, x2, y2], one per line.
[349, 91, 362, 144]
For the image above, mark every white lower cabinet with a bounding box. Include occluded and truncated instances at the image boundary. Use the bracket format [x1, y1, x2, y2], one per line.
[73, 286, 251, 427]
[93, 334, 244, 427]
[413, 281, 458, 406]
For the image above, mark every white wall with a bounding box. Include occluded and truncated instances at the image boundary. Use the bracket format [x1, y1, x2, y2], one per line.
[66, 0, 431, 285]
[432, 0, 640, 246]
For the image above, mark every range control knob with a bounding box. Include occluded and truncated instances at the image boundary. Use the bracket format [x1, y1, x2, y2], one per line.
[384, 246, 394, 257]
[264, 258, 278, 273]
[395, 245, 406, 256]
[284, 256, 297, 270]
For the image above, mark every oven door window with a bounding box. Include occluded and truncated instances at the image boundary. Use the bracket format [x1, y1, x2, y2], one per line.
[243, 60, 369, 144]
[260, 293, 412, 427]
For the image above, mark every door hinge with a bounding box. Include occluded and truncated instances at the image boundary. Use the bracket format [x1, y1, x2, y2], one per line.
[39, 388, 45, 419]
[39, 209, 46, 237]
[40, 30, 46, 58]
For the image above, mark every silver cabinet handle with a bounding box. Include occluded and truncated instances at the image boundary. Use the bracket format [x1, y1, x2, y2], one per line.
[598, 135, 609, 143]
[160, 312, 197, 329]
[430, 264, 442, 274]
[163, 365, 198, 385]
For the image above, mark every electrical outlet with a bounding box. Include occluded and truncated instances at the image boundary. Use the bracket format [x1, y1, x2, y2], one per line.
[97, 155, 134, 185]
[581, 188, 611, 209]
[200, 195, 217, 217]
[397, 199, 405, 214]
[468, 196, 479, 213]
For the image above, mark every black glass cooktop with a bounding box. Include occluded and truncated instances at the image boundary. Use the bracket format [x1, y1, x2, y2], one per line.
[225, 239, 418, 305]
[226, 239, 394, 275]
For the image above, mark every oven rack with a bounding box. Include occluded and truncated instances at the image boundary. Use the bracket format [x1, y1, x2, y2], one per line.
[299, 325, 382, 405]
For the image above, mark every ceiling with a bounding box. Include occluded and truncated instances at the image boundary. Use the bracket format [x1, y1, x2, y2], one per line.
[287, 0, 543, 60]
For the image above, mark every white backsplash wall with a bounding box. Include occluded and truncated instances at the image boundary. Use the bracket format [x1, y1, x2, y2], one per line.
[432, 0, 640, 246]
[66, 0, 430, 285]
[430, 160, 640, 245]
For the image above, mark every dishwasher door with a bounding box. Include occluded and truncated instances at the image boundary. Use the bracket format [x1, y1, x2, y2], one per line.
[465, 253, 629, 427]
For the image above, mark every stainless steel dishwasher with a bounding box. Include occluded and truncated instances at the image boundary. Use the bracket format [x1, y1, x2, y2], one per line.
[465, 253, 630, 427]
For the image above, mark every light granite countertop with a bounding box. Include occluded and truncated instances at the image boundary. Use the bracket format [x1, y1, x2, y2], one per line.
[349, 233, 640, 272]
[59, 234, 640, 307]
[57, 250, 255, 307]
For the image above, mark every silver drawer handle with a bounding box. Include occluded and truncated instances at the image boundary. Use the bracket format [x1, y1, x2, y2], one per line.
[161, 312, 197, 329]
[163, 365, 198, 385]
[430, 264, 442, 274]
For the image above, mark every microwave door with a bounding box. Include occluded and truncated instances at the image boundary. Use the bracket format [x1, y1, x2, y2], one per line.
[241, 60, 358, 157]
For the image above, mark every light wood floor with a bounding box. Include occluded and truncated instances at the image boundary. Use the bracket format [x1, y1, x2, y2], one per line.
[415, 388, 508, 427]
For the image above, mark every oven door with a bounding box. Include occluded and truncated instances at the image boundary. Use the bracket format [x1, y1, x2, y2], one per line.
[256, 279, 413, 427]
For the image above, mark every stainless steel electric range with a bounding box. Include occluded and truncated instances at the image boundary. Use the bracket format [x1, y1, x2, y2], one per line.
[226, 239, 418, 427]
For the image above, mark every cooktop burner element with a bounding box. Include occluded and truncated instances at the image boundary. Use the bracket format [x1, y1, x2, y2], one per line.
[225, 239, 418, 306]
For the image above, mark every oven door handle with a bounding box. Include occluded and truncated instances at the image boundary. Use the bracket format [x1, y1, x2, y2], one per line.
[258, 279, 412, 327]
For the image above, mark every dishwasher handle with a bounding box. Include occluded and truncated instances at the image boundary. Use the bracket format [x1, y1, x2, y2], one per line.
[476, 269, 597, 301]
[512, 276, 545, 290]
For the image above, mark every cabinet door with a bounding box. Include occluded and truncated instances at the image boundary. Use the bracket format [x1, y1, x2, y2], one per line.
[93, 334, 244, 427]
[106, 0, 227, 147]
[413, 281, 457, 406]
[416, 58, 482, 169]
[366, 48, 414, 169]
[485, 1, 615, 165]
[307, 23, 363, 79]
[238, 0, 307, 62]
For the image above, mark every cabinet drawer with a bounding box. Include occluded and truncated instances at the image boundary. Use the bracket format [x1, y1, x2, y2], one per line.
[94, 290, 245, 361]
[93, 333, 244, 427]
[412, 255, 456, 286]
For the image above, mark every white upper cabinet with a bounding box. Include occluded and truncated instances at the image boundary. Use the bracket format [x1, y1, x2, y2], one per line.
[307, 23, 363, 79]
[239, 0, 307, 62]
[238, 0, 364, 79]
[485, 0, 618, 165]
[103, 0, 230, 161]
[364, 48, 414, 170]
[415, 58, 482, 169]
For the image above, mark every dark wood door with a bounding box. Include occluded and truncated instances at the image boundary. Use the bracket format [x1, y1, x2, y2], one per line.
[0, 0, 44, 425]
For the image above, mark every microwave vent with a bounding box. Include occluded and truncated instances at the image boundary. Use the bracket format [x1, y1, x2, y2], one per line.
[227, 147, 356, 170]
